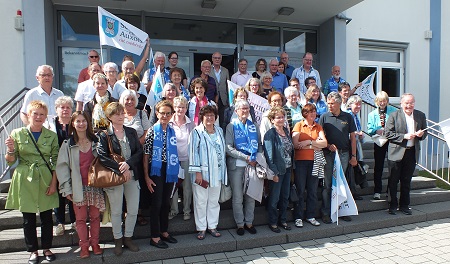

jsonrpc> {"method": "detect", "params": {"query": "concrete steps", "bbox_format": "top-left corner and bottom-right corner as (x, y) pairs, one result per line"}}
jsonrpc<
(1, 140), (449, 263)
(1, 186), (450, 255)
(1, 200), (450, 264)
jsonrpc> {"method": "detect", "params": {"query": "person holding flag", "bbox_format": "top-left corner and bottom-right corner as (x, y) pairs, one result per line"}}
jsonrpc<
(319, 92), (357, 224)
(143, 51), (170, 92)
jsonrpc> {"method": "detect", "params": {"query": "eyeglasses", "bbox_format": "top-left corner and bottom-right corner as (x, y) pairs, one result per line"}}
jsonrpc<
(170, 57), (178, 60)
(158, 112), (173, 117)
(89, 56), (99, 58)
(39, 74), (53, 78)
(204, 114), (216, 118)
(237, 107), (250, 111)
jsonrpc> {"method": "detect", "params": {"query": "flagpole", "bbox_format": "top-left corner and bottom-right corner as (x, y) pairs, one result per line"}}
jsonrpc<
(100, 46), (104, 66)
(423, 117), (450, 131)
(0, 115), (9, 136)
(336, 152), (339, 225)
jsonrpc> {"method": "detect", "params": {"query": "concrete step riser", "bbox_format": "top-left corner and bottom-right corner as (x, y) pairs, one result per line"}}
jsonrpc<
(0, 177), (435, 230)
(1, 187), (449, 254)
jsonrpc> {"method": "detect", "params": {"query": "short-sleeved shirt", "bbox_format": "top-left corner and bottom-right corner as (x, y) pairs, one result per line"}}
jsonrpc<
(21, 86), (64, 118)
(124, 109), (151, 138)
(319, 110), (356, 151)
(292, 120), (323, 160)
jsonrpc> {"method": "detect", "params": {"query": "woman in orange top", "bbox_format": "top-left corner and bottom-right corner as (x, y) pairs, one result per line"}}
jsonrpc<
(291, 103), (327, 228)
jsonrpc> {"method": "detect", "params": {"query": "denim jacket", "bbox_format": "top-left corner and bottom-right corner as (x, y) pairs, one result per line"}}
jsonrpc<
(263, 127), (295, 176)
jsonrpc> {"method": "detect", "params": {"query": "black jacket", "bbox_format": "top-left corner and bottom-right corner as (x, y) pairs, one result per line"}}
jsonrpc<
(97, 126), (143, 180)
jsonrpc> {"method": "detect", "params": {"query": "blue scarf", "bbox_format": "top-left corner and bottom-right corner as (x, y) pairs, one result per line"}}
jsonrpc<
(232, 118), (258, 161)
(150, 123), (179, 183)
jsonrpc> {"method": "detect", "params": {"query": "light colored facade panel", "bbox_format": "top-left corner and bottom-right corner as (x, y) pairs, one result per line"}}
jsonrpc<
(346, 0), (430, 116)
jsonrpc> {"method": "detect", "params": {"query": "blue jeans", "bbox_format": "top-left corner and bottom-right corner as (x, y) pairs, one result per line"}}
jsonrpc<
(268, 168), (291, 225)
(293, 160), (319, 220)
(321, 151), (349, 217)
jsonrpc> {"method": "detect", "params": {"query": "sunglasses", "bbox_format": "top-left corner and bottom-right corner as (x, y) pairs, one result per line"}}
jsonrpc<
(89, 56), (99, 58)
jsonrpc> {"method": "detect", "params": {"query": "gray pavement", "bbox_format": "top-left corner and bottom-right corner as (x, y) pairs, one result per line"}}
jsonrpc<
(138, 218), (450, 264)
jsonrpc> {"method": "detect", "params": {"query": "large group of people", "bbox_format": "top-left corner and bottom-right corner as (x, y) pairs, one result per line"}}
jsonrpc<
(4, 47), (427, 263)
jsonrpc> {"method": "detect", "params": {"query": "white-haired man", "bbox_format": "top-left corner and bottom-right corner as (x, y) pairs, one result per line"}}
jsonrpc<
(142, 51), (170, 92)
(20, 65), (64, 124)
(385, 93), (427, 215)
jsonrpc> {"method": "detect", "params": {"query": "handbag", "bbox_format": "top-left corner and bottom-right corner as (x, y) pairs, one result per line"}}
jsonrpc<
(218, 183), (232, 203)
(289, 184), (299, 203)
(88, 132), (127, 188)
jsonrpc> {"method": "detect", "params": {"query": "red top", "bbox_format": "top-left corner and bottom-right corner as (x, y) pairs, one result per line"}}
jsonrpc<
(79, 146), (94, 185)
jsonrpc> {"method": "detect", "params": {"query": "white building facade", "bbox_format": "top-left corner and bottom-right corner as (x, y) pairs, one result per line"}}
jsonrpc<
(0, 0), (448, 122)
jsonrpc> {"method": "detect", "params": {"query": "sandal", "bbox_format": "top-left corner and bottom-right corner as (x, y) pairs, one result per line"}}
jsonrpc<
(197, 231), (206, 240)
(207, 229), (221, 237)
(280, 223), (291, 230)
(137, 215), (148, 226)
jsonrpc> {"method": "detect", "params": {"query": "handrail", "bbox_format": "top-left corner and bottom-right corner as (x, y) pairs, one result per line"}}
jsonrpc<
(0, 88), (29, 182)
(360, 99), (449, 187)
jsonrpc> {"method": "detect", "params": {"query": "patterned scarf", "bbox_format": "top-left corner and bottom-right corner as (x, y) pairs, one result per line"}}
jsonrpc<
(232, 118), (259, 161)
(150, 123), (179, 183)
(92, 93), (111, 129)
(194, 96), (208, 125)
(379, 108), (386, 128)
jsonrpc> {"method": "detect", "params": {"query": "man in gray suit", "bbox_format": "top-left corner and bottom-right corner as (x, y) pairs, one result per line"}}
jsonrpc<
(385, 93), (427, 215)
(210, 52), (230, 123)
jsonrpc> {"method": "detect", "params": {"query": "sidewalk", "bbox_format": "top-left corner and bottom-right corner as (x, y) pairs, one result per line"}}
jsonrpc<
(140, 218), (450, 264)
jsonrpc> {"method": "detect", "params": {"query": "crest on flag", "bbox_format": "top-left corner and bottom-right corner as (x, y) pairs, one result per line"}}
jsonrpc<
(102, 16), (118, 37)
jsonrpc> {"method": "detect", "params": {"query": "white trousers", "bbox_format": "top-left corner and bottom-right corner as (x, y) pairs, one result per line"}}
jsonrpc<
(192, 184), (221, 231)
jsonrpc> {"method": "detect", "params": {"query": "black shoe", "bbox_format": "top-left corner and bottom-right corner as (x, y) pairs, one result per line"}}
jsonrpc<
(400, 207), (412, 215)
(43, 250), (56, 262)
(160, 234), (178, 243)
(268, 225), (281, 233)
(279, 223), (291, 230)
(388, 208), (397, 215)
(236, 227), (245, 236)
(244, 225), (257, 234)
(322, 215), (332, 224)
(28, 252), (39, 264)
(150, 239), (168, 249)
(353, 196), (363, 200)
(340, 216), (352, 222)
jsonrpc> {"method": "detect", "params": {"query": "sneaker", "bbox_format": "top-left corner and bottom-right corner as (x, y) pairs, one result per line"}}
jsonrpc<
(55, 224), (65, 236)
(70, 222), (77, 231)
(373, 193), (381, 200)
(306, 218), (321, 226)
(168, 212), (177, 220)
(294, 219), (303, 228)
(183, 213), (191, 221)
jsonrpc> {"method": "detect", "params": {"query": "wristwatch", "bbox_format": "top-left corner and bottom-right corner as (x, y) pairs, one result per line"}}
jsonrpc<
(351, 154), (356, 157)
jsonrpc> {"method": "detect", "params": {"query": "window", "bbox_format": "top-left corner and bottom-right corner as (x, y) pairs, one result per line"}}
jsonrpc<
(359, 46), (405, 98)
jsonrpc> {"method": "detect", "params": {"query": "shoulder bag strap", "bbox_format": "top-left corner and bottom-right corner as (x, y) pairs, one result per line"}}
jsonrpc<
(26, 129), (53, 174)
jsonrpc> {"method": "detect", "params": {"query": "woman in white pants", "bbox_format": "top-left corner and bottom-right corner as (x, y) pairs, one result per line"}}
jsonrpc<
(189, 105), (227, 240)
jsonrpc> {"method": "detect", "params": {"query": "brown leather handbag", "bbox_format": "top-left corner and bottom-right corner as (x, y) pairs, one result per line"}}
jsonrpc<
(88, 132), (127, 188)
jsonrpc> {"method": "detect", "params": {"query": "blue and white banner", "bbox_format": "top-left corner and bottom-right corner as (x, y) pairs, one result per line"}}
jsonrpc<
(354, 72), (377, 105)
(98, 6), (148, 55)
(146, 66), (164, 106)
(227, 80), (270, 126)
(331, 152), (359, 223)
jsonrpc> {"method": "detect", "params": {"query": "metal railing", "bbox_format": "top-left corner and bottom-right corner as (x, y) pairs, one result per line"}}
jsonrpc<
(0, 88), (29, 182)
(359, 100), (449, 187)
